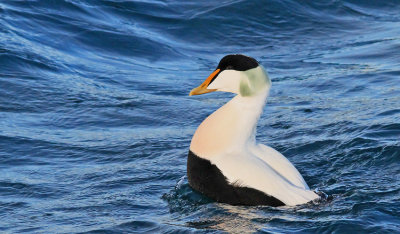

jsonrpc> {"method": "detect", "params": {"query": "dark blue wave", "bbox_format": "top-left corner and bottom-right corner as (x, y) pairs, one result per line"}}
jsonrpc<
(0, 0), (399, 233)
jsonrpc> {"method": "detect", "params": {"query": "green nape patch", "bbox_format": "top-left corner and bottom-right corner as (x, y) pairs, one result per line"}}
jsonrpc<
(239, 66), (269, 97)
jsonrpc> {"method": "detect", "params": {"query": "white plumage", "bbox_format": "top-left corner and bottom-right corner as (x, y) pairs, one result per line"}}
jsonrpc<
(189, 56), (318, 206)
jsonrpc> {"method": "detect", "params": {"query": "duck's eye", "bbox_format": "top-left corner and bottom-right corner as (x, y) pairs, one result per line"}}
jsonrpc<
(226, 65), (233, 70)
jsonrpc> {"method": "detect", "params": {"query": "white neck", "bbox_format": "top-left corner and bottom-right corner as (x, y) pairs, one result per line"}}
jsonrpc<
(190, 88), (269, 159)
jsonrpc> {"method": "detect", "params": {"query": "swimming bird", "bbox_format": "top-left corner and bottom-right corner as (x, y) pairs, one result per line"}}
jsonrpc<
(188, 54), (319, 206)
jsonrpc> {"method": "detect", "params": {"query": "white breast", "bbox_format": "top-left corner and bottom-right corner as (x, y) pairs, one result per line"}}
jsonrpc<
(190, 78), (318, 206)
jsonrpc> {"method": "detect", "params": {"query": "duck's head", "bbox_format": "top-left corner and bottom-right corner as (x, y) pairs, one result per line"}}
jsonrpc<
(190, 54), (271, 97)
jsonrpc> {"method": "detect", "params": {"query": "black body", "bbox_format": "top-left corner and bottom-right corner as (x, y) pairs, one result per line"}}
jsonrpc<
(187, 150), (285, 206)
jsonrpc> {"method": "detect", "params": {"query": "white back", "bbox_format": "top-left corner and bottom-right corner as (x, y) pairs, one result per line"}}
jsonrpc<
(190, 65), (318, 206)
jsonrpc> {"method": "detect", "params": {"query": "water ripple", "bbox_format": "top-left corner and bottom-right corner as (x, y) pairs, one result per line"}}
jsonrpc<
(1, 0), (399, 232)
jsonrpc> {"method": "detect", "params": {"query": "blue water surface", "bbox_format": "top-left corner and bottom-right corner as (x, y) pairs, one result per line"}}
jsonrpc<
(0, 0), (399, 233)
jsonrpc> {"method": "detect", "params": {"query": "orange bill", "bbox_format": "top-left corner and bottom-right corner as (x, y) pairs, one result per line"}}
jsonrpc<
(189, 69), (220, 96)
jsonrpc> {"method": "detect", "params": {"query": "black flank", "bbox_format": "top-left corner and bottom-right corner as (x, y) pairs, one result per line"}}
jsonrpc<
(187, 150), (285, 206)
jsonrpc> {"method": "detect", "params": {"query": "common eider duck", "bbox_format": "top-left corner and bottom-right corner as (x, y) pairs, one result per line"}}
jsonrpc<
(187, 54), (319, 206)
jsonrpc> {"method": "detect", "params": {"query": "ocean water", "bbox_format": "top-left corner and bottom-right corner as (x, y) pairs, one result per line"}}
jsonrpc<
(1, 0), (399, 233)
